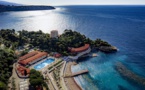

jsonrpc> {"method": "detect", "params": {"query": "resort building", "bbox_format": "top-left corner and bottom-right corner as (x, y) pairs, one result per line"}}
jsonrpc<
(50, 30), (58, 38)
(69, 44), (90, 53)
(18, 51), (38, 61)
(17, 65), (30, 76)
(68, 44), (91, 60)
(18, 51), (48, 66)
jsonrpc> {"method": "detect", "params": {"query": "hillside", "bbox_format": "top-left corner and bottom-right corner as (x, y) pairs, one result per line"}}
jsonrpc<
(0, 0), (22, 6)
(0, 1), (55, 12)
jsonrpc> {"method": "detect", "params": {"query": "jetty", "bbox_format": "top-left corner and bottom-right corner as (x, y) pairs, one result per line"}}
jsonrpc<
(64, 70), (88, 78)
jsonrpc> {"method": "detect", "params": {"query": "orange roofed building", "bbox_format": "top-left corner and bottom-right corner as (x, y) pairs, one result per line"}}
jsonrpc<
(17, 65), (30, 76)
(69, 44), (90, 53)
(18, 51), (48, 66)
(19, 51), (38, 61)
(67, 44), (91, 60)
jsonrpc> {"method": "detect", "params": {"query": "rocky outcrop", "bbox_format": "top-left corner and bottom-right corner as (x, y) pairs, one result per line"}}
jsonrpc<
(99, 46), (117, 53)
(115, 62), (145, 86)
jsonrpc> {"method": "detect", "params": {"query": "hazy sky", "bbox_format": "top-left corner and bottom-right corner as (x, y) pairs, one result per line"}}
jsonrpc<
(3, 0), (145, 5)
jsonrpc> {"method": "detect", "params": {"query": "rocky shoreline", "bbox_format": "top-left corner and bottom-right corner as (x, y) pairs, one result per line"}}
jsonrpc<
(98, 46), (118, 53)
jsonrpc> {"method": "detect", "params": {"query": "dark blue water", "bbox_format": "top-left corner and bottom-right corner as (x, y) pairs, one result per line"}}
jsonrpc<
(0, 5), (145, 90)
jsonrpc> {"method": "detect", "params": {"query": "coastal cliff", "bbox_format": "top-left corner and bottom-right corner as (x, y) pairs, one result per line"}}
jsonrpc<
(94, 39), (117, 53)
(0, 5), (55, 12)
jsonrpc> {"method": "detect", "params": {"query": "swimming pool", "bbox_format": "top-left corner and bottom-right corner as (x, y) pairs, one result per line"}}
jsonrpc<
(34, 58), (54, 70)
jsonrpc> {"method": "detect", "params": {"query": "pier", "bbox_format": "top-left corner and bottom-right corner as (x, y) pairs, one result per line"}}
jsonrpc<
(64, 70), (88, 78)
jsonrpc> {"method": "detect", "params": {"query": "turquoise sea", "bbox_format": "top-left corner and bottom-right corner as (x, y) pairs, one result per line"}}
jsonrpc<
(0, 5), (145, 90)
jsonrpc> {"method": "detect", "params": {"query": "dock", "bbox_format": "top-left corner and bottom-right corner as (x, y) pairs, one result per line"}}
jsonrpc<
(64, 70), (88, 78)
(72, 70), (89, 76)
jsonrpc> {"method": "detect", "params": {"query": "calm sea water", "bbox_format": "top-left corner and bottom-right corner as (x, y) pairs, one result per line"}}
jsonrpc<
(0, 5), (145, 90)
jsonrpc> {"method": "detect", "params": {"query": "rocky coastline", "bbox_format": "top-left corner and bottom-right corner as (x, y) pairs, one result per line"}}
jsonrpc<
(99, 46), (118, 53)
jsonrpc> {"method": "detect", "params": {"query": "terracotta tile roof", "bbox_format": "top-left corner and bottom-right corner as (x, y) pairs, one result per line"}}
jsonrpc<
(54, 53), (61, 58)
(18, 51), (48, 65)
(17, 65), (30, 76)
(19, 51), (38, 61)
(70, 44), (90, 53)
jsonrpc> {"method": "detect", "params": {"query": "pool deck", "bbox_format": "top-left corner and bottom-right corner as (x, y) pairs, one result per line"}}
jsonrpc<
(34, 59), (54, 70)
(42, 59), (64, 90)
(29, 56), (55, 70)
(27, 56), (82, 90)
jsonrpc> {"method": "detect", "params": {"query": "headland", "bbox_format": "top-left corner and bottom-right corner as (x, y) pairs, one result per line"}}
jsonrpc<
(0, 29), (117, 90)
(0, 5), (55, 12)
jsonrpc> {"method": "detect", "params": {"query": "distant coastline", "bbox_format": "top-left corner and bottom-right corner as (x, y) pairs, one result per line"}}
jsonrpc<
(0, 5), (55, 12)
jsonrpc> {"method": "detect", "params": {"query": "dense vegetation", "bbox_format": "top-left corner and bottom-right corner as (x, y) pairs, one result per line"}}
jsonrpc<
(0, 81), (6, 90)
(29, 69), (48, 90)
(0, 29), (20, 49)
(0, 29), (113, 55)
(0, 49), (17, 90)
(19, 29), (111, 54)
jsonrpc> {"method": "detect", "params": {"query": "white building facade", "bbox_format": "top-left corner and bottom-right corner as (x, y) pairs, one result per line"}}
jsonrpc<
(50, 30), (58, 38)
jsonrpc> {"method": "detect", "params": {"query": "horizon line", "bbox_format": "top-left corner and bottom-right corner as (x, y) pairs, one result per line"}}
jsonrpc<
(17, 4), (145, 6)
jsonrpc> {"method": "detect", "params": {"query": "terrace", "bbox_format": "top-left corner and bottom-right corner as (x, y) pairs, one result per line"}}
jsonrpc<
(40, 59), (64, 90)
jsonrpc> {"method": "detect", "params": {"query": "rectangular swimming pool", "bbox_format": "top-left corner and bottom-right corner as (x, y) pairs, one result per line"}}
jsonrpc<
(34, 58), (54, 70)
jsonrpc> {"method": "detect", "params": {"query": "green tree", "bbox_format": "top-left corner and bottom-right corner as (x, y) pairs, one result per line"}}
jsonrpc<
(0, 81), (6, 90)
(29, 69), (45, 88)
